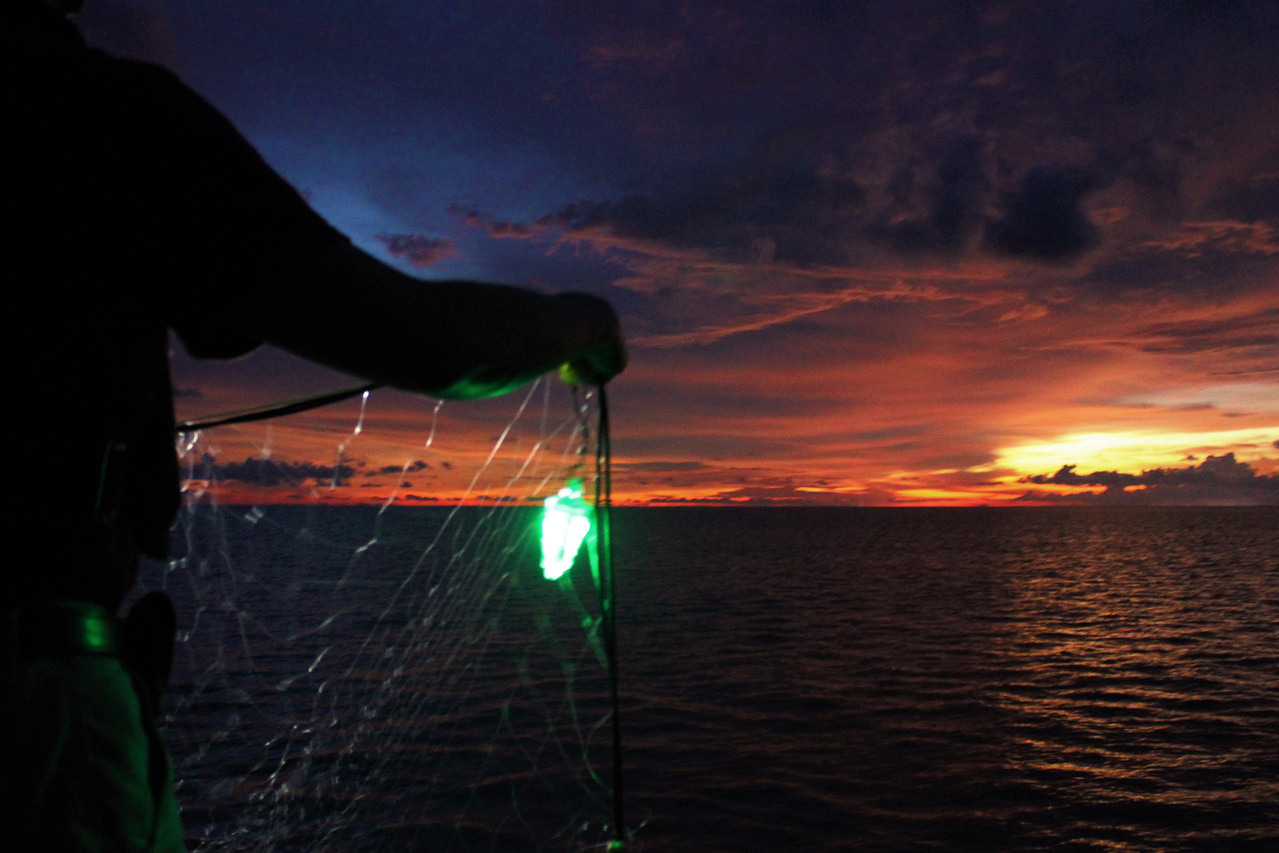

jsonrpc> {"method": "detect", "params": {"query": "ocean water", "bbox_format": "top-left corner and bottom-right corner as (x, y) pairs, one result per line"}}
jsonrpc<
(151, 506), (1278, 852)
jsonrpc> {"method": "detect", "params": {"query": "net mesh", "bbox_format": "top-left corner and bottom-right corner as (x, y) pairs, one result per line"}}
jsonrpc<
(138, 380), (622, 852)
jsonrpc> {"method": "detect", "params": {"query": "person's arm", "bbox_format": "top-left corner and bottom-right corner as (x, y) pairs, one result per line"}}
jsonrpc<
(241, 240), (626, 399)
(121, 57), (626, 394)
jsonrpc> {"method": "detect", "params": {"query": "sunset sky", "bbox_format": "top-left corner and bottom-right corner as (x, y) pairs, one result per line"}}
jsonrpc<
(81, 0), (1278, 506)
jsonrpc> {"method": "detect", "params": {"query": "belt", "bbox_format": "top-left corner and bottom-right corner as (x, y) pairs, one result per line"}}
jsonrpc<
(9, 599), (124, 658)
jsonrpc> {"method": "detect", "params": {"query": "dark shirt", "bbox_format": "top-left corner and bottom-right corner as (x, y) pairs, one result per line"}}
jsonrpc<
(4, 2), (345, 611)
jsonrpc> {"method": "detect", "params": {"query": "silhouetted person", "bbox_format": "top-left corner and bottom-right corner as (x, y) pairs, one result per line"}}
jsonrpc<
(1, 1), (626, 850)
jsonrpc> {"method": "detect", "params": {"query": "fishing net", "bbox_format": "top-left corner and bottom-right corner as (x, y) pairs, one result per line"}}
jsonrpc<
(137, 378), (625, 852)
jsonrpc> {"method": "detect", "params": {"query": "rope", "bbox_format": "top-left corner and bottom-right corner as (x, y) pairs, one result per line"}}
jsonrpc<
(593, 386), (627, 849)
(174, 382), (381, 432)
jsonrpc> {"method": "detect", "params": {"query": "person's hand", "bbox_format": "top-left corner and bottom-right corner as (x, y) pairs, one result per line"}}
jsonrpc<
(555, 293), (627, 386)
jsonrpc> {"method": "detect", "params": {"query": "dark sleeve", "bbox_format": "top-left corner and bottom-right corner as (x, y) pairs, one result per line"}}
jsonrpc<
(96, 54), (348, 359)
(86, 54), (625, 398)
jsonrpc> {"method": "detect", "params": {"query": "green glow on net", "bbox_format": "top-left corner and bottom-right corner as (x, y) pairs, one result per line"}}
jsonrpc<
(540, 478), (592, 580)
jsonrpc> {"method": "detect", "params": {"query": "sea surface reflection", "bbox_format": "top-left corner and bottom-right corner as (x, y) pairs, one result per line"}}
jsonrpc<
(156, 506), (1277, 851)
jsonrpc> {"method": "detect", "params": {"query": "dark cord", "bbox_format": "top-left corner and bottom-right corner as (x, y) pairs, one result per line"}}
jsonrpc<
(174, 382), (381, 432)
(594, 386), (627, 849)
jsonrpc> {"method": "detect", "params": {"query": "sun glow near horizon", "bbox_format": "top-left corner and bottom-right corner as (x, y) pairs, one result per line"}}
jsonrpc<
(993, 427), (1279, 478)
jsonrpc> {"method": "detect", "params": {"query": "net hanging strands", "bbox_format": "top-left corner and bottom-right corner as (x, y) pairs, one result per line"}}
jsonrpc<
(542, 386), (627, 850)
(593, 387), (629, 852)
(163, 378), (631, 851)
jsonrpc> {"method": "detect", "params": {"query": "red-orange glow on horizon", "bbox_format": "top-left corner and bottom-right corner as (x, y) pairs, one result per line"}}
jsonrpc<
(175, 325), (1277, 509)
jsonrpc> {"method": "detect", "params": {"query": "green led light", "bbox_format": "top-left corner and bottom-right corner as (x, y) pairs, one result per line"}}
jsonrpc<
(540, 478), (592, 580)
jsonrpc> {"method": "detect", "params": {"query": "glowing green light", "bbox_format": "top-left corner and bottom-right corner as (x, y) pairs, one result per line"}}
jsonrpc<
(540, 478), (592, 580)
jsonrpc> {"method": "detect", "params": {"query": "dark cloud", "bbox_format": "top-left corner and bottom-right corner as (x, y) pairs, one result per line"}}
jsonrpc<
(1074, 226), (1278, 299)
(449, 206), (535, 239)
(1022, 465), (1139, 490)
(637, 487), (865, 506)
(422, 0), (1275, 284)
(870, 136), (990, 257)
(1204, 174), (1279, 223)
(544, 167), (865, 266)
(1148, 221), (1279, 260)
(1019, 453), (1279, 505)
(984, 167), (1102, 262)
(375, 460), (430, 475)
(541, 1), (1275, 258)
(614, 461), (711, 473)
(1126, 308), (1279, 355)
(916, 451), (1000, 471)
(378, 234), (456, 268)
(538, 146), (1086, 268)
(204, 455), (357, 487)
